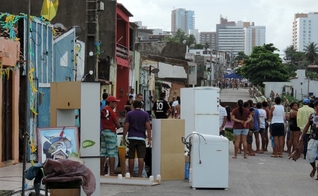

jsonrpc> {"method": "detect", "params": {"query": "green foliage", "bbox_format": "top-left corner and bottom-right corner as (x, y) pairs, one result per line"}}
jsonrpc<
(282, 94), (299, 103)
(164, 29), (196, 46)
(307, 70), (318, 80)
(241, 44), (289, 87)
(285, 64), (298, 78)
(224, 128), (234, 141)
(204, 42), (210, 50)
(235, 51), (249, 61)
(192, 44), (204, 49)
(304, 42), (318, 64)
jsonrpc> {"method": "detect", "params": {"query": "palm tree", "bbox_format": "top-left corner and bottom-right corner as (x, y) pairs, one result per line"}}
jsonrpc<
(304, 42), (318, 64)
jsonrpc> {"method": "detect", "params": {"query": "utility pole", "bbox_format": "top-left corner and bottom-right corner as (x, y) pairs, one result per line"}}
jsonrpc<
(22, 0), (31, 195)
(85, 0), (100, 81)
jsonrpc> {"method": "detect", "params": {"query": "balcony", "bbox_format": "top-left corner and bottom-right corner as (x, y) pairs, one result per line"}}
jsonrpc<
(116, 43), (129, 67)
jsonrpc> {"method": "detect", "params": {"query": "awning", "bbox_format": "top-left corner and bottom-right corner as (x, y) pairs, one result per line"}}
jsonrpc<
(223, 73), (243, 79)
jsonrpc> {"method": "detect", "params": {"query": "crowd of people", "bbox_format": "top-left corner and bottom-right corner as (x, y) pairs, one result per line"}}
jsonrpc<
(218, 78), (250, 89)
(219, 97), (318, 179)
(99, 89), (181, 177)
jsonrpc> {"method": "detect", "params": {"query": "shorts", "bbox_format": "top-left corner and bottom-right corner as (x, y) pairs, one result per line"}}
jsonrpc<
(271, 123), (285, 137)
(233, 129), (248, 136)
(306, 139), (318, 163)
(100, 129), (118, 157)
(259, 128), (265, 134)
(127, 139), (146, 159)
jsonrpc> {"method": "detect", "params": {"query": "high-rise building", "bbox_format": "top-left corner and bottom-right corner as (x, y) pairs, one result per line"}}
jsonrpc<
(244, 26), (266, 55)
(171, 8), (195, 34)
(293, 12), (318, 52)
(216, 16), (265, 55)
(200, 32), (216, 49)
(216, 17), (252, 54)
(189, 29), (199, 43)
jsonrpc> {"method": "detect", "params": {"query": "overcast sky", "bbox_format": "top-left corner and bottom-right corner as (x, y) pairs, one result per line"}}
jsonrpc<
(118, 0), (317, 54)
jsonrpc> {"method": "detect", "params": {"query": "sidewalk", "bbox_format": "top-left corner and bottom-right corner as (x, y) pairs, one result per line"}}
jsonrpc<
(1, 145), (317, 196)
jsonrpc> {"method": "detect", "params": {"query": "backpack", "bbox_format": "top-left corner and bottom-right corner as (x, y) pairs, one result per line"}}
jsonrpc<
(100, 100), (107, 112)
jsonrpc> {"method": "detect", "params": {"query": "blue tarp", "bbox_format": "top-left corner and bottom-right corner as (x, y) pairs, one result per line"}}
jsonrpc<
(223, 73), (243, 79)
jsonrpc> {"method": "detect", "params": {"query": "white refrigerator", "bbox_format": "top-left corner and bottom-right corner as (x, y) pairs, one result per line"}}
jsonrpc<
(189, 133), (229, 189)
(180, 87), (220, 137)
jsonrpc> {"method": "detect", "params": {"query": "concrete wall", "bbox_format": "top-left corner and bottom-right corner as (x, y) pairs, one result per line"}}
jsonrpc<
(263, 82), (292, 98)
(135, 42), (187, 60)
(290, 69), (318, 100)
(263, 70), (318, 100)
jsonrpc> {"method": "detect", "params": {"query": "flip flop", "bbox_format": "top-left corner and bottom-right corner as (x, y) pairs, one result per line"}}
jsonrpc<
(232, 156), (237, 159)
(271, 155), (278, 158)
(244, 155), (248, 159)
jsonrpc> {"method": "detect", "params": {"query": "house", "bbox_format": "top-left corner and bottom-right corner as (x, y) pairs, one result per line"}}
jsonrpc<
(0, 37), (20, 166)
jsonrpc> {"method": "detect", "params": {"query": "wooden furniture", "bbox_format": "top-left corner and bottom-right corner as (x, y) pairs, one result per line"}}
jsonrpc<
(152, 119), (185, 180)
(45, 180), (82, 196)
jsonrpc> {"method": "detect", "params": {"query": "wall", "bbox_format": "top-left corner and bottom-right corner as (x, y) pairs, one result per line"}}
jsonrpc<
(135, 42), (186, 60)
(0, 39), (20, 165)
(290, 69), (318, 99)
(53, 29), (76, 82)
(263, 82), (292, 98)
(263, 70), (318, 100)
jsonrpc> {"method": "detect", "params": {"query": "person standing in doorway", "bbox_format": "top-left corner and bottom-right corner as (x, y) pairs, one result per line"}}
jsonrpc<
(123, 100), (152, 177)
(152, 92), (171, 119)
(100, 96), (121, 176)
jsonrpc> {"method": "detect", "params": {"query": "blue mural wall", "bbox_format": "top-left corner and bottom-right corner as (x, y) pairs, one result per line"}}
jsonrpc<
(23, 18), (76, 160)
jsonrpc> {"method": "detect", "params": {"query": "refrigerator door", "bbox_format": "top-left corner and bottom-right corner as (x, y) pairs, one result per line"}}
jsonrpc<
(194, 87), (220, 115)
(181, 87), (220, 137)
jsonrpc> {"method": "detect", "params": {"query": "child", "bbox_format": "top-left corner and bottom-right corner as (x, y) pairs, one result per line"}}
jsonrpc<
(246, 108), (255, 156)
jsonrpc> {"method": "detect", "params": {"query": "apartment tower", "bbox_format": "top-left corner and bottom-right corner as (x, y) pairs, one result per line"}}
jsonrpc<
(171, 8), (195, 34)
(293, 12), (318, 51)
(200, 32), (216, 49)
(244, 26), (266, 55)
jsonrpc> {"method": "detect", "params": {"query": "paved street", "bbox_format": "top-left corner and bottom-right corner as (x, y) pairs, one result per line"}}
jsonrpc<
(220, 87), (252, 103)
(1, 88), (317, 196)
(1, 147), (317, 196)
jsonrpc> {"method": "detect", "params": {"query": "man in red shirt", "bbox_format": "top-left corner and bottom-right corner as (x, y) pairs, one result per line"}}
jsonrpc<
(100, 96), (121, 176)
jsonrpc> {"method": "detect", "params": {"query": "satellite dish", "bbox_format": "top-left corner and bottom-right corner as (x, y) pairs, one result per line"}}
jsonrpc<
(151, 68), (160, 73)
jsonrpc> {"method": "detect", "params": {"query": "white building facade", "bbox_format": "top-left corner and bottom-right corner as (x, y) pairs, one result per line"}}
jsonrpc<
(189, 29), (199, 43)
(293, 12), (318, 52)
(244, 26), (266, 55)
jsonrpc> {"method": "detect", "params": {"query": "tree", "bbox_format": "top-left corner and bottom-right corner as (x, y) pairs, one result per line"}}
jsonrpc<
(235, 51), (249, 61)
(192, 44), (204, 49)
(164, 29), (196, 47)
(204, 42), (210, 50)
(240, 43), (289, 87)
(304, 42), (318, 64)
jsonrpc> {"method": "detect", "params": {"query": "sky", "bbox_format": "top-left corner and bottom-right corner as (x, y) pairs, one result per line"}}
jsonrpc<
(118, 0), (317, 54)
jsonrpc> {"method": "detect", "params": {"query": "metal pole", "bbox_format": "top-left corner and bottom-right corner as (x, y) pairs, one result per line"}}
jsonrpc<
(22, 0), (31, 195)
